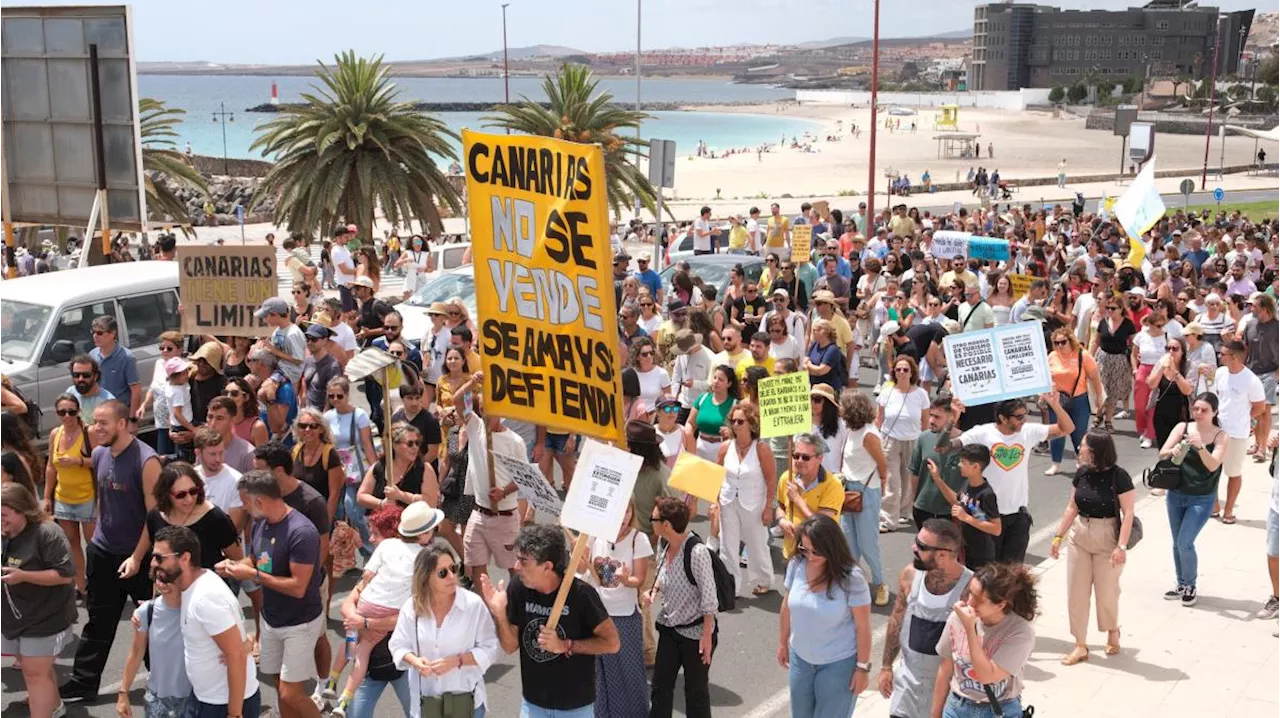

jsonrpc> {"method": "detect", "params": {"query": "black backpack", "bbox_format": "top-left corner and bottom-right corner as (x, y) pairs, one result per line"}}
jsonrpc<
(678, 532), (736, 620)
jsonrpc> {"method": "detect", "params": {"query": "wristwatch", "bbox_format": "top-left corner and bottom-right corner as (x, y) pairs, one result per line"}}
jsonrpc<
(855, 660), (873, 673)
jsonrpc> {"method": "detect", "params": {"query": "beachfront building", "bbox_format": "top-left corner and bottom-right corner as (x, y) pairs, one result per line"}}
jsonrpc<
(970, 0), (1255, 91)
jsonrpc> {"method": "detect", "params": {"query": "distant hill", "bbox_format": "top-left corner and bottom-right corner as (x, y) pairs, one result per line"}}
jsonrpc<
(795, 36), (870, 50)
(449, 44), (586, 61)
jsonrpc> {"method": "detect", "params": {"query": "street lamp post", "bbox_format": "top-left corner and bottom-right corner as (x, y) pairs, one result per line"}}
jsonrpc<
(501, 3), (511, 105)
(212, 102), (233, 175)
(636, 0), (643, 219)
(1200, 16), (1223, 190)
(866, 0), (881, 231)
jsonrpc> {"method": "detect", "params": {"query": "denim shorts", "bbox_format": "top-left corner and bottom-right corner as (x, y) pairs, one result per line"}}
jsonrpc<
(543, 432), (577, 455)
(54, 498), (96, 523)
(1267, 507), (1278, 558)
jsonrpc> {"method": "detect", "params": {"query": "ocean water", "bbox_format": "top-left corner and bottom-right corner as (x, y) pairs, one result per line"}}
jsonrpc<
(137, 74), (813, 160)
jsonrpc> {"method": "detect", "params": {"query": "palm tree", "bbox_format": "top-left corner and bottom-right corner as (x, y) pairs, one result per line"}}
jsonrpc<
(484, 63), (656, 217)
(250, 51), (462, 238)
(139, 98), (209, 229)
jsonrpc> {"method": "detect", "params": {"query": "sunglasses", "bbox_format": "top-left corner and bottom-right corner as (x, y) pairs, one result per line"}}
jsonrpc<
(435, 565), (460, 579)
(70, 371), (94, 379)
(792, 452), (815, 461)
(640, 302), (653, 307)
(399, 440), (421, 448)
(91, 329), (109, 336)
(56, 408), (78, 417)
(914, 538), (951, 553)
(660, 405), (679, 414)
(384, 325), (401, 331)
(1010, 412), (1028, 420)
(297, 422), (320, 430)
(730, 418), (747, 426)
(894, 367), (912, 373)
(328, 393), (346, 400)
(225, 389), (243, 398)
(1052, 339), (1069, 346)
(171, 488), (199, 501)
(638, 350), (654, 358)
(160, 345), (179, 353)
(292, 289), (307, 295)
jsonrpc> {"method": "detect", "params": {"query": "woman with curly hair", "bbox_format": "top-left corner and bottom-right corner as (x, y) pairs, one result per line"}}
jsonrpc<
(932, 563), (1039, 718)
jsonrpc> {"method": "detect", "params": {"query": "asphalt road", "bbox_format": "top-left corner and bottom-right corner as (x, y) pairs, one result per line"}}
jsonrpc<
(1, 354), (1183, 718)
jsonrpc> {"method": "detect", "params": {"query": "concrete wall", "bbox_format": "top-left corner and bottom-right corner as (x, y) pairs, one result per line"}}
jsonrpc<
(1085, 109), (1280, 135)
(796, 88), (1053, 111)
(190, 154), (274, 178)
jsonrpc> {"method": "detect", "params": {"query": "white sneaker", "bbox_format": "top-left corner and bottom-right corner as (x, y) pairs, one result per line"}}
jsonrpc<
(1114, 409), (1130, 420)
(1139, 437), (1152, 449)
(51, 703), (66, 718)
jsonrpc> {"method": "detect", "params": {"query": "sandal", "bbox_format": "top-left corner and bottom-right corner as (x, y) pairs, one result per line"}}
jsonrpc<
(752, 585), (772, 596)
(1210, 511), (1221, 519)
(1061, 647), (1090, 666)
(1222, 515), (1237, 525)
(1105, 631), (1121, 655)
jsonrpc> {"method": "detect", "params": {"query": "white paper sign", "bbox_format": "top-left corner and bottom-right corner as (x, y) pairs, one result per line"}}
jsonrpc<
(560, 439), (643, 538)
(493, 453), (562, 517)
(930, 230), (970, 261)
(943, 322), (1051, 406)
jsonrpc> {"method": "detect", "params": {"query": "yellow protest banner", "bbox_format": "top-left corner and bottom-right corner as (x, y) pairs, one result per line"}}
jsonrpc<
(463, 129), (624, 444)
(758, 371), (811, 438)
(668, 451), (727, 504)
(790, 225), (812, 264)
(177, 246), (276, 336)
(1009, 273), (1032, 299)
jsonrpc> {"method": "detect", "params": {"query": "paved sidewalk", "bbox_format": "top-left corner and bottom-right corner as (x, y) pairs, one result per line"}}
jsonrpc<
(854, 452), (1279, 718)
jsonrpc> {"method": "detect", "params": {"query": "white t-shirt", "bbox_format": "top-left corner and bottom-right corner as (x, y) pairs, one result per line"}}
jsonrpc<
(332, 244), (355, 285)
(876, 387), (930, 441)
(165, 383), (192, 430)
(585, 530), (654, 616)
(813, 421), (849, 475)
(1071, 293), (1097, 342)
(746, 218), (762, 252)
(635, 367), (671, 409)
(361, 539), (424, 610)
(149, 358), (171, 428)
(958, 423), (1052, 513)
(694, 218), (713, 252)
(1213, 366), (1265, 439)
(181, 570), (259, 704)
(332, 321), (359, 355)
(197, 464), (244, 514)
(657, 426), (684, 465)
(640, 314), (663, 336)
(1133, 330), (1167, 366)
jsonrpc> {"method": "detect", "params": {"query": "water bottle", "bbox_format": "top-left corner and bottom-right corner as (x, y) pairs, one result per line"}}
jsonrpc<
(345, 629), (359, 660)
(1171, 440), (1191, 466)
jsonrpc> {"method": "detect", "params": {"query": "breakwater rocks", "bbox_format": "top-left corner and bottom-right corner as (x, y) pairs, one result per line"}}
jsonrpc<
(163, 175), (276, 226)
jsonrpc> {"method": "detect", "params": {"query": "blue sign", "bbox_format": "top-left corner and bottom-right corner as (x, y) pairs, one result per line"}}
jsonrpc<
(1212, 187), (1225, 203)
(968, 236), (1010, 262)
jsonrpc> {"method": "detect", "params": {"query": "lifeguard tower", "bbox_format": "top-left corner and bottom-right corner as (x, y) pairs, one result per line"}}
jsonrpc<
(934, 104), (960, 131)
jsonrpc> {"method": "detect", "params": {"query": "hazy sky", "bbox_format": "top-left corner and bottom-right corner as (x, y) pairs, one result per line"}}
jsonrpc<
(15, 0), (1275, 64)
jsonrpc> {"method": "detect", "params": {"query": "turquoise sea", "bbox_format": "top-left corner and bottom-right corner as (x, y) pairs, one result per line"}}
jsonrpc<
(137, 74), (814, 161)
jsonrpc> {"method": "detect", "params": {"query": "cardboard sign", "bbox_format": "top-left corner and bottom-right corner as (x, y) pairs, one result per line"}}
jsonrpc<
(758, 371), (811, 439)
(942, 322), (1051, 406)
(560, 439), (642, 538)
(463, 130), (624, 443)
(494, 452), (563, 518)
(812, 200), (830, 221)
(1008, 274), (1033, 299)
(930, 230), (970, 261)
(668, 451), (727, 504)
(969, 237), (1010, 262)
(177, 246), (276, 336)
(790, 225), (813, 264)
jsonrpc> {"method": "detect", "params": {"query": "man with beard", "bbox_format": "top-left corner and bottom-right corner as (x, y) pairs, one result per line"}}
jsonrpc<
(66, 355), (115, 425)
(62, 400), (161, 702)
(159, 525), (261, 718)
(877, 520), (971, 718)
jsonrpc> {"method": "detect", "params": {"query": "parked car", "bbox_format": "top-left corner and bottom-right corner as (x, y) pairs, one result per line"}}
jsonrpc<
(659, 254), (765, 303)
(397, 265), (477, 346)
(1, 262), (180, 440)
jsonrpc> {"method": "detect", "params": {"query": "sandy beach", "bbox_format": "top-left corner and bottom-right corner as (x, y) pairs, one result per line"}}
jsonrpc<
(668, 102), (1277, 201)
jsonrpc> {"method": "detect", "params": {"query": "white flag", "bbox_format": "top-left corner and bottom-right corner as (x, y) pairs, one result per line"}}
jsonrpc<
(1112, 159), (1165, 267)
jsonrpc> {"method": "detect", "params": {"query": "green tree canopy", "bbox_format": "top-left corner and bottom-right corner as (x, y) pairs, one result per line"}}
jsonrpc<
(139, 98), (208, 230)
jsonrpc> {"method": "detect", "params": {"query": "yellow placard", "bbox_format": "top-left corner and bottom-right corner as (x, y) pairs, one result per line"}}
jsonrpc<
(668, 451), (727, 504)
(758, 371), (811, 439)
(463, 129), (624, 444)
(790, 225), (812, 264)
(1009, 273), (1032, 299)
(177, 245), (276, 336)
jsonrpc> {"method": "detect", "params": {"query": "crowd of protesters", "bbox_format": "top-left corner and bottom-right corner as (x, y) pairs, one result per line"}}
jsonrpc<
(1, 197), (1277, 718)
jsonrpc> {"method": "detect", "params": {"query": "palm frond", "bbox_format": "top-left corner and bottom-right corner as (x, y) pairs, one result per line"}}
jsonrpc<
(483, 63), (657, 218)
(139, 97), (209, 232)
(249, 51), (461, 237)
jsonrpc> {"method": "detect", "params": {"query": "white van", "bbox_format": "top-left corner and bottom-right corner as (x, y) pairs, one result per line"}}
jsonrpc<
(1, 262), (181, 438)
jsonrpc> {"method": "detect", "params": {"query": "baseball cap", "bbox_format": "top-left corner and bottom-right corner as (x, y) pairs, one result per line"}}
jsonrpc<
(305, 323), (333, 340)
(163, 357), (191, 376)
(254, 296), (289, 319)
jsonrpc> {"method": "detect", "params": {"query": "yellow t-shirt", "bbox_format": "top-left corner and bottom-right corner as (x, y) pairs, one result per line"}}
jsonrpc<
(51, 426), (94, 504)
(775, 469), (844, 558)
(826, 313), (855, 350)
(766, 216), (790, 248)
(729, 225), (749, 250)
(736, 354), (776, 380)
